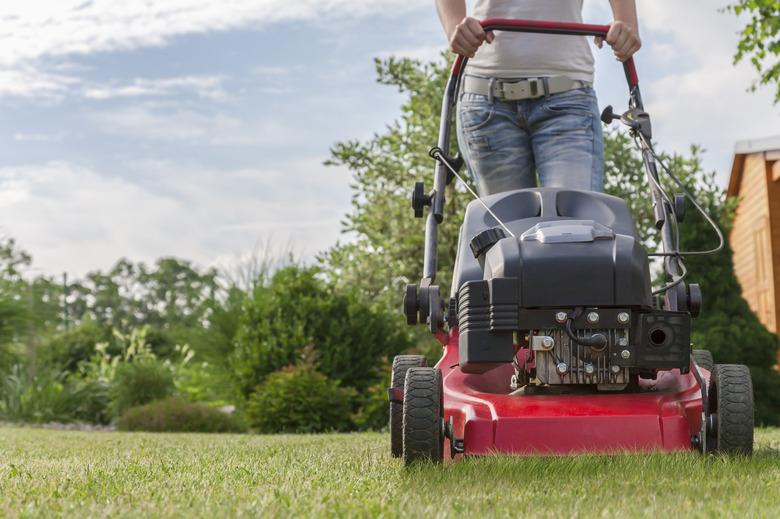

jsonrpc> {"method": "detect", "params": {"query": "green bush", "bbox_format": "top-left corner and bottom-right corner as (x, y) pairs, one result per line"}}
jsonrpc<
(351, 371), (391, 431)
(38, 318), (115, 372)
(117, 397), (247, 433)
(143, 327), (178, 359)
(246, 365), (356, 433)
(64, 376), (112, 424)
(175, 361), (238, 407)
(232, 266), (411, 397)
(110, 361), (175, 417)
(751, 368), (780, 426)
(0, 296), (26, 374)
(0, 364), (110, 424)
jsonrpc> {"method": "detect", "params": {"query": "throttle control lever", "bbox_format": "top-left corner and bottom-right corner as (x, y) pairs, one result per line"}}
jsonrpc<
(601, 105), (652, 140)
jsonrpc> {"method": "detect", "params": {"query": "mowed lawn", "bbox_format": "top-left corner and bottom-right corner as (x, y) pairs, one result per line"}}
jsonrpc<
(1, 427), (779, 518)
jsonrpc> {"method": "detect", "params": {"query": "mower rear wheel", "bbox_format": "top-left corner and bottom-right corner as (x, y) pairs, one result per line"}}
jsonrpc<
(692, 349), (714, 372)
(707, 364), (754, 455)
(390, 355), (427, 457)
(403, 367), (444, 465)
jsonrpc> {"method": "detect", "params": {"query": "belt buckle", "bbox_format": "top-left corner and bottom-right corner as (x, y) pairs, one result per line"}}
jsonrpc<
(499, 79), (540, 100)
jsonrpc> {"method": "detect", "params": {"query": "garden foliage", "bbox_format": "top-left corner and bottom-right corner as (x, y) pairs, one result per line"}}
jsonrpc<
(246, 364), (356, 433)
(1, 53), (779, 432)
(117, 397), (247, 433)
(727, 0), (780, 102)
(232, 266), (411, 397)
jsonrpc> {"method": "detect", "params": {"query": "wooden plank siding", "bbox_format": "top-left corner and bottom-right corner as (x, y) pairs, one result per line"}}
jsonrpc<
(730, 152), (775, 332)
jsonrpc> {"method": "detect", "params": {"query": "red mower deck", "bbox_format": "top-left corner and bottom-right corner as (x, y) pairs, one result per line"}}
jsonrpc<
(438, 329), (706, 458)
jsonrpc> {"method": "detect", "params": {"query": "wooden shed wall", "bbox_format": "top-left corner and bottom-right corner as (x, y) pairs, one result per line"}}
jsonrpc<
(730, 152), (775, 332)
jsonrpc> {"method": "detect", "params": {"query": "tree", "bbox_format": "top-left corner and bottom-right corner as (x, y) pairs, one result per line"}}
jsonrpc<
(0, 239), (52, 369)
(67, 257), (217, 331)
(0, 238), (32, 285)
(36, 316), (114, 372)
(324, 56), (780, 424)
(139, 258), (218, 329)
(0, 296), (26, 373)
(322, 56), (471, 305)
(727, 0), (780, 102)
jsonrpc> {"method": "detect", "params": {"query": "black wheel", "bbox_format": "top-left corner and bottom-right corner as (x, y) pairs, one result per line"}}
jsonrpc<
(692, 349), (714, 372)
(707, 364), (754, 455)
(390, 355), (427, 457)
(402, 367), (444, 465)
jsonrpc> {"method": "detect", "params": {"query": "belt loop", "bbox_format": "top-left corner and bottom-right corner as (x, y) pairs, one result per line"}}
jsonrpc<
(459, 73), (470, 102)
(542, 77), (550, 98)
(487, 77), (496, 104)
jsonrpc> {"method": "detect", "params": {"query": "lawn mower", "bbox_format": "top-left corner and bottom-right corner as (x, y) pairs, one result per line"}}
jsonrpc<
(389, 19), (754, 464)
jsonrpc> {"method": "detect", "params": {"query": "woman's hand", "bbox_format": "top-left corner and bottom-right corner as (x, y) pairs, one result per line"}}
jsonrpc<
(595, 21), (641, 61)
(448, 17), (494, 58)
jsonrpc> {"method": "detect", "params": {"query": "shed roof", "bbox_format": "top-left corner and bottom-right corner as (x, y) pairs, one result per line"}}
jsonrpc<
(734, 136), (780, 155)
(728, 135), (780, 197)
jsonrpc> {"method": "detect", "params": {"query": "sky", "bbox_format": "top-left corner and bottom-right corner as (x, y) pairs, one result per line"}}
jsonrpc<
(0, 0), (777, 277)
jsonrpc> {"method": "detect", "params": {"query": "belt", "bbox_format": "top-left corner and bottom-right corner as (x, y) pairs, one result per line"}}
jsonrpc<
(461, 75), (588, 101)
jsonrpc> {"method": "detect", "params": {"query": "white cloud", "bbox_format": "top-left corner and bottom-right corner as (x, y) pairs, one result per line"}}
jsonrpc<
(13, 132), (68, 142)
(90, 106), (212, 141)
(89, 104), (302, 146)
(0, 158), (352, 276)
(83, 75), (227, 101)
(0, 1), (422, 67)
(0, 0), (426, 99)
(0, 71), (228, 101)
(0, 66), (79, 99)
(250, 65), (300, 77)
(377, 45), (446, 63)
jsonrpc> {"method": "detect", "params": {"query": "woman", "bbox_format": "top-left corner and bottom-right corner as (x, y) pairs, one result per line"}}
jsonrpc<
(435, 0), (641, 195)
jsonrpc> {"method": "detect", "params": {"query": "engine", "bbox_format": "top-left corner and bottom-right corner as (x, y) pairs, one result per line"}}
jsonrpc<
(453, 188), (693, 390)
(528, 325), (631, 389)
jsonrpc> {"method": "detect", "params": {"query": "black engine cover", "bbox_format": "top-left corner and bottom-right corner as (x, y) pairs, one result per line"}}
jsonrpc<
(481, 227), (651, 308)
(453, 188), (660, 374)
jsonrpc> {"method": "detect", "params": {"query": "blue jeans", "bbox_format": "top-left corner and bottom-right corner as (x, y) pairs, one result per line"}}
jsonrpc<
(456, 84), (604, 196)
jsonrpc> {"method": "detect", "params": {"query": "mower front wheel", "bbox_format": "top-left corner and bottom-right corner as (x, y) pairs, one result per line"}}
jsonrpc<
(707, 364), (754, 455)
(390, 355), (427, 457)
(403, 367), (444, 465)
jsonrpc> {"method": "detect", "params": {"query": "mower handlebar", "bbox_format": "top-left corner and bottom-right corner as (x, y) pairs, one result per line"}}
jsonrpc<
(451, 18), (639, 89)
(482, 18), (611, 37)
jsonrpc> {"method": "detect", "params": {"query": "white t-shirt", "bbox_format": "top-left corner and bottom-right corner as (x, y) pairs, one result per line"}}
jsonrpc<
(467, 0), (595, 83)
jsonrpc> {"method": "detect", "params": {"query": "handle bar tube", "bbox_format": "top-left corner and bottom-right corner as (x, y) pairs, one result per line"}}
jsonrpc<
(422, 72), (460, 285)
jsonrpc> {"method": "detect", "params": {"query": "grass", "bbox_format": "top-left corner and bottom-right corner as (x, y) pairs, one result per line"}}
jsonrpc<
(1, 427), (779, 518)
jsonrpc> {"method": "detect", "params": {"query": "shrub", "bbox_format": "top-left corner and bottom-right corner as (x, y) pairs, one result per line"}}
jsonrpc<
(751, 368), (780, 426)
(37, 318), (115, 372)
(110, 361), (174, 417)
(174, 361), (238, 407)
(0, 364), (110, 424)
(64, 376), (112, 424)
(246, 365), (355, 433)
(117, 397), (247, 433)
(0, 296), (26, 374)
(351, 371), (391, 431)
(232, 266), (411, 397)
